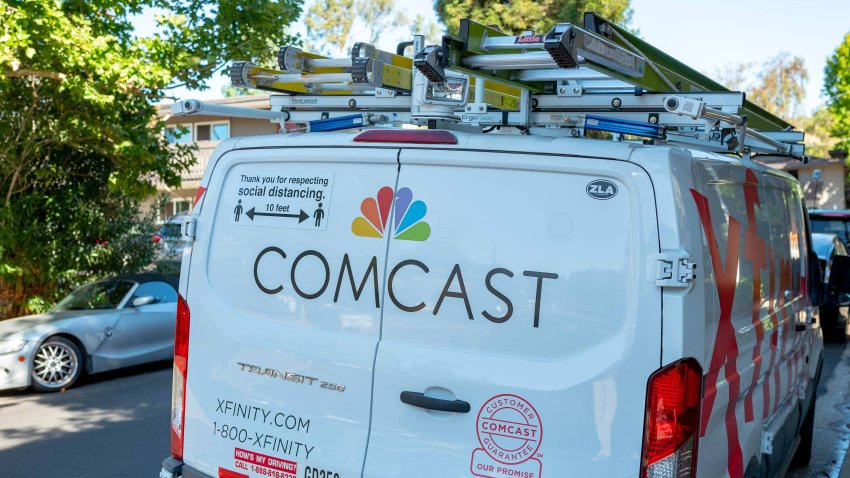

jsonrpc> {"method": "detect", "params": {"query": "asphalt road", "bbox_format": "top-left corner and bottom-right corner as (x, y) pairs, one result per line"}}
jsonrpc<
(0, 344), (848, 478)
(0, 361), (172, 478)
(787, 341), (850, 478)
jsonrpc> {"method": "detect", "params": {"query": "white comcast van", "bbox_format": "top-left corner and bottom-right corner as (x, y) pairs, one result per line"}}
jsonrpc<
(160, 128), (844, 478)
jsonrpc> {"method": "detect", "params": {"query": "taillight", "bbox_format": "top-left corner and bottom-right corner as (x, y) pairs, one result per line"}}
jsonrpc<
(641, 358), (703, 478)
(171, 294), (190, 460)
(353, 129), (458, 144)
(153, 235), (161, 243)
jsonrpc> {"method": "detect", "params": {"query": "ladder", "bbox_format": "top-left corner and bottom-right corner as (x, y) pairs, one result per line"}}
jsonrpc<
(172, 13), (805, 158)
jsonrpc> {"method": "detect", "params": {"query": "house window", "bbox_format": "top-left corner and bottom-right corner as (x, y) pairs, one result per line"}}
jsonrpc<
(196, 122), (229, 142)
(172, 199), (191, 216)
(165, 125), (192, 144)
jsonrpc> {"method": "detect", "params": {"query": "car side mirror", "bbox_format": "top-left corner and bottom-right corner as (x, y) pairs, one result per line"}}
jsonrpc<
(131, 296), (158, 307)
(827, 255), (850, 301)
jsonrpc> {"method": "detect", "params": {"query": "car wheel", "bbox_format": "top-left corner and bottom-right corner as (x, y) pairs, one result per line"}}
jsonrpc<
(30, 337), (83, 393)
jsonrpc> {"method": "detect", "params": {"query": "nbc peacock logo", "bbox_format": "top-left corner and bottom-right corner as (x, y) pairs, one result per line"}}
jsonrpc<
(351, 186), (431, 241)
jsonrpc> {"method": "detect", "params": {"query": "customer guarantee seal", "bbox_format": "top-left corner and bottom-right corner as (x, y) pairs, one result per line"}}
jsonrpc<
(471, 394), (543, 478)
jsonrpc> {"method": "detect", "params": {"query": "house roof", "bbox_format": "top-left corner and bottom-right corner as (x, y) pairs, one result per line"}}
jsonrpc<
(755, 154), (844, 171)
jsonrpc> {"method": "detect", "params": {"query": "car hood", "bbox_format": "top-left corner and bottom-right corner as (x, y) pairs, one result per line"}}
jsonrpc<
(0, 310), (115, 340)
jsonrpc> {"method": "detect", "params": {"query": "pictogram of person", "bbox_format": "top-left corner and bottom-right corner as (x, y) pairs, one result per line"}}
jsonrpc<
(313, 203), (325, 227)
(234, 199), (244, 222)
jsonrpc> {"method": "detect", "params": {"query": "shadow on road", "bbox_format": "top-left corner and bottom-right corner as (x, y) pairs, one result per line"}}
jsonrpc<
(0, 360), (173, 478)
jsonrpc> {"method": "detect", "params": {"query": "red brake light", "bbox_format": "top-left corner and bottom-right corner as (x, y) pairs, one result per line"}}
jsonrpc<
(153, 235), (161, 243)
(353, 129), (458, 144)
(175, 294), (190, 359)
(171, 294), (190, 460)
(641, 358), (702, 478)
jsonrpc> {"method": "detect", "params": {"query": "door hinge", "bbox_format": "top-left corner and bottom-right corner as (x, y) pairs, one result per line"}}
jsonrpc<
(182, 216), (197, 241)
(652, 252), (697, 288)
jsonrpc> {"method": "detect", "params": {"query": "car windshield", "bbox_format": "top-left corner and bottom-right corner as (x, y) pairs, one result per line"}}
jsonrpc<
(52, 280), (135, 311)
(157, 223), (182, 239)
(811, 217), (850, 245)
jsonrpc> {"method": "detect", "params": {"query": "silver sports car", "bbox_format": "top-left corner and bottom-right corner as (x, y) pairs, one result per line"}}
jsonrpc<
(0, 274), (178, 392)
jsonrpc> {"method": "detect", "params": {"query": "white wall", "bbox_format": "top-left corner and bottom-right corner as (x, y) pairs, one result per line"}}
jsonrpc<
(798, 163), (846, 209)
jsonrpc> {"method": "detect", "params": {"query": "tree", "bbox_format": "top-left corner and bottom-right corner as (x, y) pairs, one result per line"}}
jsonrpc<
(410, 14), (443, 47)
(715, 52), (808, 120)
(824, 31), (850, 153)
(434, 0), (632, 36)
(221, 84), (253, 97)
(305, 0), (356, 56)
(749, 54), (808, 120)
(0, 0), (303, 318)
(305, 0), (408, 56)
(359, 0), (408, 45)
(795, 107), (836, 159)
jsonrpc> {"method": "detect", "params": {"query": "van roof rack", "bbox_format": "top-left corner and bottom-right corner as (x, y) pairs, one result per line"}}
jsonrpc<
(172, 13), (805, 159)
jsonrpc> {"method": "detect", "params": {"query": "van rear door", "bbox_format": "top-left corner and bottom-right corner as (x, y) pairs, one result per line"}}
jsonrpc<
(181, 147), (398, 478)
(363, 148), (661, 477)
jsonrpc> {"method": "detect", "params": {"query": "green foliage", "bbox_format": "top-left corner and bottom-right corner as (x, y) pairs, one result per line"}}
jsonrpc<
(715, 52), (808, 120)
(749, 54), (808, 120)
(824, 31), (850, 153)
(410, 14), (443, 47)
(221, 83), (253, 97)
(305, 0), (408, 56)
(434, 0), (632, 35)
(795, 107), (836, 159)
(305, 0), (356, 55)
(0, 0), (303, 318)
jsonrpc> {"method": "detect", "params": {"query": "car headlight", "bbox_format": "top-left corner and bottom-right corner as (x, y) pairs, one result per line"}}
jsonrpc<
(0, 339), (27, 355)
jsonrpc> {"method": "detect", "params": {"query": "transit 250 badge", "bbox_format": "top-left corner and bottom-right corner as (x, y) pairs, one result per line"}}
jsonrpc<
(470, 394), (543, 478)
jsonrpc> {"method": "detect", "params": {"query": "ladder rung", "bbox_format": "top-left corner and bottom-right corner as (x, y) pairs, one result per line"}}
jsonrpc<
(514, 68), (611, 82)
(255, 72), (354, 84)
(305, 58), (354, 69)
(462, 52), (556, 70)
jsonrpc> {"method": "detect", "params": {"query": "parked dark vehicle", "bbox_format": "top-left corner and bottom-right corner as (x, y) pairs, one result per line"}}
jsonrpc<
(810, 209), (850, 249)
(155, 214), (191, 260)
(811, 233), (849, 342)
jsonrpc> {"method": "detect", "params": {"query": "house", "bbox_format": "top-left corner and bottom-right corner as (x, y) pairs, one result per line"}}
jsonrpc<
(152, 94), (275, 220)
(756, 151), (848, 210)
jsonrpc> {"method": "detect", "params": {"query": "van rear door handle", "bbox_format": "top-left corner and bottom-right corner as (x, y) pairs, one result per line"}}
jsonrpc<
(400, 391), (471, 413)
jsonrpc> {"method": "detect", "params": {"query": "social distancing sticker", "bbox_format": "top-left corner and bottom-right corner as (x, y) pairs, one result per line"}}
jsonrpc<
(232, 172), (334, 230)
